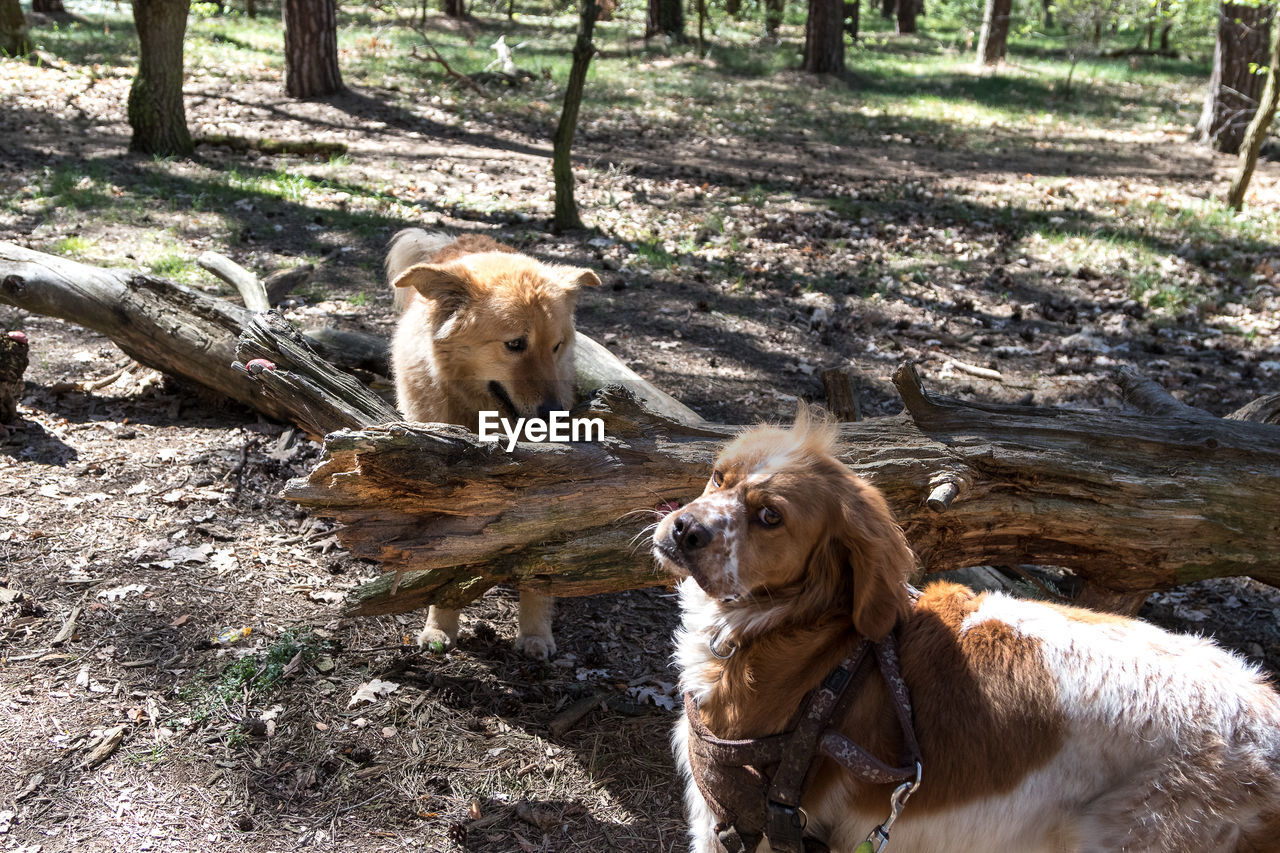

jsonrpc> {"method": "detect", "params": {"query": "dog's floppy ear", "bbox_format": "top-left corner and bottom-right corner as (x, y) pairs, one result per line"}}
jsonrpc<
(839, 478), (915, 641)
(391, 263), (477, 320)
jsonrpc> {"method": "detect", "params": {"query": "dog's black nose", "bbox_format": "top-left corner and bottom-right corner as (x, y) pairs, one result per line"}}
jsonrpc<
(672, 513), (712, 552)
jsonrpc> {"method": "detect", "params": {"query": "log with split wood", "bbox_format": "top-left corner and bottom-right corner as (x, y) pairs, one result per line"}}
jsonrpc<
(3, 242), (1279, 616)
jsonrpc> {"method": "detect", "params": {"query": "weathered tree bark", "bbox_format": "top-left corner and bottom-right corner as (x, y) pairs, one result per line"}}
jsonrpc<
(894, 0), (915, 34)
(975, 0), (1011, 65)
(552, 0), (599, 233)
(1, 331), (28, 423)
(1196, 3), (1273, 154)
(127, 0), (194, 156)
(646, 0), (684, 39)
(283, 364), (1280, 618)
(283, 0), (344, 98)
(1227, 16), (1280, 210)
(803, 0), (846, 72)
(1, 0), (32, 55)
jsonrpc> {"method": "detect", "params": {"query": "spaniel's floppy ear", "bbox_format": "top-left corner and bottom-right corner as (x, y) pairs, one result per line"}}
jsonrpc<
(839, 478), (915, 641)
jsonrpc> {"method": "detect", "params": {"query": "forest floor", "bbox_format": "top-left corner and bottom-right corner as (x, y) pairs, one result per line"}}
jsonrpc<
(2, 2), (1280, 851)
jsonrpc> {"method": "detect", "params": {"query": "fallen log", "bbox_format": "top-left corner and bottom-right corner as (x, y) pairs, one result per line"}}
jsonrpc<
(284, 363), (1280, 617)
(0, 243), (699, 434)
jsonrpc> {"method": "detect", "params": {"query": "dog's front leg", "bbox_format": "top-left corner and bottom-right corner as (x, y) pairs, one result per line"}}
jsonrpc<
(417, 606), (461, 651)
(514, 590), (556, 660)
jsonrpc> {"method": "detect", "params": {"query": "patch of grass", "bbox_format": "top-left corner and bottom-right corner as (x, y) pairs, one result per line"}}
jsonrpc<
(50, 235), (95, 255)
(148, 252), (195, 280)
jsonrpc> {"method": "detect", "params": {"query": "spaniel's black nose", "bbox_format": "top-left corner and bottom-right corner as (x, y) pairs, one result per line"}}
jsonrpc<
(672, 513), (712, 552)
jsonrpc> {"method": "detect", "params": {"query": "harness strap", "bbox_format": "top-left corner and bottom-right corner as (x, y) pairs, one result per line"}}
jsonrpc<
(684, 625), (924, 853)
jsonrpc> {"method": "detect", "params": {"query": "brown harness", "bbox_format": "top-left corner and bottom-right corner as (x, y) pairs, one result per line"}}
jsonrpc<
(684, 630), (922, 853)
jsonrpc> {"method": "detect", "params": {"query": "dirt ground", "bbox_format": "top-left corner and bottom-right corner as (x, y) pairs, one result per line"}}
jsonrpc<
(3, 11), (1280, 853)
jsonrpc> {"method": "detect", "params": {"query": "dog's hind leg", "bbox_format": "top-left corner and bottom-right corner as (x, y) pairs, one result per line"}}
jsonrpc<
(417, 606), (461, 651)
(514, 590), (556, 661)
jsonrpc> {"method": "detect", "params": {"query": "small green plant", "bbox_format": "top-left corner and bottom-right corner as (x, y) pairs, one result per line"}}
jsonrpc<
(50, 235), (94, 255)
(350, 291), (368, 307)
(149, 253), (192, 279)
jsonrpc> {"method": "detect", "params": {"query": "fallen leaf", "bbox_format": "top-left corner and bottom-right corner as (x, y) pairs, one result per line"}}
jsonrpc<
(347, 678), (400, 707)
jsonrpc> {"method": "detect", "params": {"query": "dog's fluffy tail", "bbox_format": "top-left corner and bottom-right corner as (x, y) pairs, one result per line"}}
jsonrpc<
(387, 229), (455, 313)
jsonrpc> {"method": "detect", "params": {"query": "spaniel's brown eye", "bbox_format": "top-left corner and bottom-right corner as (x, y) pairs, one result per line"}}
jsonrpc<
(711, 470), (724, 487)
(505, 337), (528, 353)
(757, 506), (782, 527)
(553, 340), (564, 353)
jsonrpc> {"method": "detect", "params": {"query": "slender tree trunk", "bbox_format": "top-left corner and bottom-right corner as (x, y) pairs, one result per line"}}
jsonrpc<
(1227, 19), (1280, 209)
(282, 0), (345, 98)
(1, 0), (31, 55)
(895, 0), (915, 33)
(725, 0), (740, 16)
(442, 0), (465, 16)
(803, 0), (845, 72)
(246, 0), (256, 18)
(976, 0), (1011, 65)
(1159, 21), (1173, 50)
(127, 0), (194, 156)
(696, 0), (706, 52)
(1196, 3), (1273, 154)
(552, 0), (599, 233)
(765, 0), (784, 36)
(1040, 0), (1051, 27)
(32, 0), (67, 14)
(880, 0), (891, 19)
(646, 0), (684, 38)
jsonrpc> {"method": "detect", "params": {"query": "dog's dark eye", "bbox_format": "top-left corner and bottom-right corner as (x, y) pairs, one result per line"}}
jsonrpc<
(553, 340), (563, 353)
(757, 506), (782, 527)
(711, 470), (724, 487)
(504, 337), (527, 353)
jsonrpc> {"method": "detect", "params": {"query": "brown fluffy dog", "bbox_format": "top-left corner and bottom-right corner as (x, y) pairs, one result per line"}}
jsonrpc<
(654, 411), (1280, 852)
(386, 229), (599, 659)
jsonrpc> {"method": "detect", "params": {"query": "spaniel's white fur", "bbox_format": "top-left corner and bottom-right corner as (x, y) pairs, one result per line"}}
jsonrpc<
(654, 412), (1280, 853)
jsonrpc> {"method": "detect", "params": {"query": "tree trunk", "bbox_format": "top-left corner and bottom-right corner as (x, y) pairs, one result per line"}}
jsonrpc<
(283, 0), (344, 98)
(552, 0), (599, 233)
(880, 0), (891, 20)
(1041, 0), (1051, 27)
(976, 0), (1011, 65)
(1159, 21), (1173, 50)
(31, 0), (66, 14)
(127, 0), (193, 155)
(1196, 3), (1273, 154)
(1, 331), (28, 424)
(1227, 17), (1280, 209)
(246, 0), (256, 18)
(0, 0), (31, 56)
(894, 0), (915, 34)
(843, 0), (858, 39)
(442, 0), (466, 17)
(646, 0), (684, 38)
(803, 0), (844, 72)
(725, 0), (740, 17)
(282, 363), (1280, 617)
(764, 0), (784, 35)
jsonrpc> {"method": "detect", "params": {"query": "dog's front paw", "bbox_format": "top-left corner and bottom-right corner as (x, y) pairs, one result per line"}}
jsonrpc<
(514, 632), (556, 661)
(416, 625), (456, 654)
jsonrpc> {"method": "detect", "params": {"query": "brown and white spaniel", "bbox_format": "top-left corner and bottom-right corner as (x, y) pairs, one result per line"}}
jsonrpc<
(653, 410), (1280, 853)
